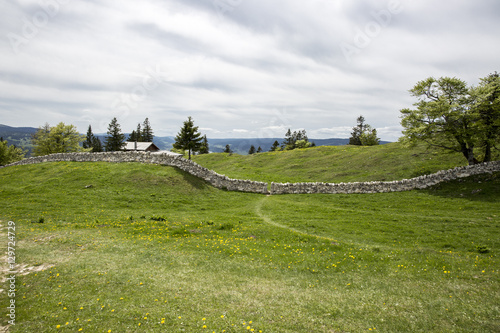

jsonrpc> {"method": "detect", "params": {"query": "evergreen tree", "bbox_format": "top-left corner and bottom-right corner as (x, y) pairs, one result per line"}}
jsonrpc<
(92, 136), (103, 152)
(83, 125), (94, 149)
(199, 135), (209, 154)
(141, 118), (154, 142)
(83, 125), (103, 152)
(223, 144), (232, 154)
(349, 115), (366, 145)
(104, 117), (125, 151)
(281, 129), (310, 150)
(270, 140), (280, 151)
(257, 146), (263, 153)
(128, 130), (138, 142)
(173, 116), (203, 160)
(282, 129), (294, 150)
(248, 145), (256, 154)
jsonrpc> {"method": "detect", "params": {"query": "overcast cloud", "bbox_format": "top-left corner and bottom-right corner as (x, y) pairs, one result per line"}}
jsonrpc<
(1, 0), (499, 141)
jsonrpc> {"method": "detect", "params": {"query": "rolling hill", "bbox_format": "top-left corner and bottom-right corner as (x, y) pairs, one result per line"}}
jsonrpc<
(192, 142), (468, 184)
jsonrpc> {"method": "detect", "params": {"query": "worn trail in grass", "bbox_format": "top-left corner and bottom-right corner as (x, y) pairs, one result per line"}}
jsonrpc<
(0, 162), (499, 332)
(255, 197), (338, 243)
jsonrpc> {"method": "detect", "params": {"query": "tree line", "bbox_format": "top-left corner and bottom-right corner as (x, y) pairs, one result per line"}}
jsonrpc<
(2, 71), (498, 166)
(0, 114), (380, 164)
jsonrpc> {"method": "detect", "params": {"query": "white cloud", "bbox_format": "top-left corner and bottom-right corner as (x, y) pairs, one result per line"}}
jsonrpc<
(1, 0), (499, 141)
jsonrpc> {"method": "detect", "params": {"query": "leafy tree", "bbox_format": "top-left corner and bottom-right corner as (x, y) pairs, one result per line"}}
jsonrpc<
(104, 117), (125, 152)
(469, 72), (500, 162)
(349, 115), (366, 145)
(83, 125), (103, 152)
(270, 140), (280, 151)
(141, 118), (154, 142)
(400, 75), (500, 165)
(223, 144), (232, 154)
(173, 116), (203, 160)
(248, 145), (256, 154)
(295, 139), (312, 149)
(359, 125), (380, 146)
(0, 139), (25, 165)
(199, 135), (210, 154)
(349, 115), (380, 146)
(32, 122), (88, 156)
(281, 129), (311, 150)
(31, 123), (51, 156)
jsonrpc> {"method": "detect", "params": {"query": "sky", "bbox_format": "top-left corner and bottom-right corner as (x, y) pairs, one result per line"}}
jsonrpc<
(1, 0), (499, 141)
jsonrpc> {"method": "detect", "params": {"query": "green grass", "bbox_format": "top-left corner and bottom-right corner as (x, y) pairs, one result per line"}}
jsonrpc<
(1, 162), (499, 332)
(192, 142), (467, 184)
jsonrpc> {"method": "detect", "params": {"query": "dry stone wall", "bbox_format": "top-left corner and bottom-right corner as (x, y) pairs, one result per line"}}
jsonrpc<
(2, 151), (268, 194)
(270, 161), (500, 194)
(2, 152), (500, 195)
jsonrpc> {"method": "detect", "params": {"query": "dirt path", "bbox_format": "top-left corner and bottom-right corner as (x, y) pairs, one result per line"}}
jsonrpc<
(255, 197), (337, 242)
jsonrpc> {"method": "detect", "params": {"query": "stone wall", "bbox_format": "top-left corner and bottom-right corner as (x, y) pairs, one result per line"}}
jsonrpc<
(270, 161), (500, 194)
(2, 152), (500, 195)
(2, 151), (269, 194)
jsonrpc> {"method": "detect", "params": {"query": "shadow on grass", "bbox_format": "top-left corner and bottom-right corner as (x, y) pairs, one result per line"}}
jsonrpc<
(423, 171), (500, 203)
(172, 166), (210, 190)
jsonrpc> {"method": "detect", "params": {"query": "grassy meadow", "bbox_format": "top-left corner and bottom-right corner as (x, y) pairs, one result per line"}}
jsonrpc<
(0, 149), (499, 332)
(192, 142), (468, 184)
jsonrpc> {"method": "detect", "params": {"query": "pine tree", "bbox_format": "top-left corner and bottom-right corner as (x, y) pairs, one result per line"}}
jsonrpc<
(83, 125), (94, 149)
(135, 123), (142, 141)
(223, 144), (232, 154)
(83, 125), (103, 152)
(128, 130), (138, 142)
(199, 135), (209, 154)
(173, 116), (203, 160)
(104, 117), (125, 151)
(282, 129), (294, 150)
(349, 115), (366, 145)
(270, 140), (280, 151)
(92, 136), (103, 152)
(257, 146), (263, 153)
(141, 118), (154, 142)
(248, 145), (256, 154)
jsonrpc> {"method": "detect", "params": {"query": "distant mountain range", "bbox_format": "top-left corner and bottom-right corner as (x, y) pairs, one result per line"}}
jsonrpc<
(0, 124), (390, 156)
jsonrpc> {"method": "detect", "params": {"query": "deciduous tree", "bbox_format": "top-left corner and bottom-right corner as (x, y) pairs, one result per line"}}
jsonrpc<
(0, 139), (25, 165)
(400, 75), (500, 165)
(32, 122), (88, 156)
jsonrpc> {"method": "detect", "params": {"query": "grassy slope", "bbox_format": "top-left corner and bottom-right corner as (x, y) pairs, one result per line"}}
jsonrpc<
(0, 161), (499, 332)
(192, 142), (467, 183)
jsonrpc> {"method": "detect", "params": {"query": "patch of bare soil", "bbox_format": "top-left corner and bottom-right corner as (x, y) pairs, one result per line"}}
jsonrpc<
(0, 221), (53, 332)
